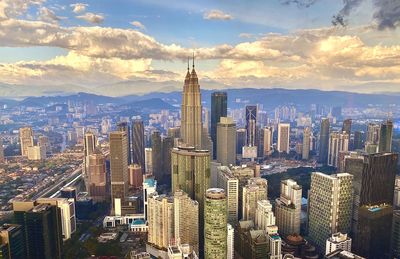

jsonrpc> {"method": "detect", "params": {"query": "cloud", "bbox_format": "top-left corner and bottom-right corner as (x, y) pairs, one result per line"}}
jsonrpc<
(76, 12), (104, 24)
(38, 7), (62, 23)
(70, 3), (87, 14)
(0, 0), (45, 20)
(130, 21), (146, 30)
(203, 9), (233, 20)
(239, 33), (254, 39)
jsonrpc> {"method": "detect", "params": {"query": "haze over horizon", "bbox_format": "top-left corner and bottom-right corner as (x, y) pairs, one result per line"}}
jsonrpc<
(0, 0), (400, 96)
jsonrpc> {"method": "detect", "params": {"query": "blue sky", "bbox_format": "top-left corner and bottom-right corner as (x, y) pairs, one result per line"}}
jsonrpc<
(0, 0), (399, 96)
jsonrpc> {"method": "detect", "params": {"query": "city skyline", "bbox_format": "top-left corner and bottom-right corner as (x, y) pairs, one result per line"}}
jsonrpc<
(0, 0), (399, 97)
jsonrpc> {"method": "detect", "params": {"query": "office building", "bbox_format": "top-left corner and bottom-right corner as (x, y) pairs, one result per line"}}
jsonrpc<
(325, 233), (352, 255)
(27, 145), (46, 160)
(38, 135), (50, 154)
(236, 128), (246, 155)
(366, 123), (380, 144)
(392, 210), (400, 258)
(319, 118), (330, 164)
(36, 198), (76, 241)
(216, 166), (239, 225)
(13, 201), (63, 259)
(204, 188), (227, 259)
(263, 126), (273, 157)
(255, 200), (275, 231)
(128, 164), (143, 189)
(109, 131), (129, 216)
(60, 187), (77, 202)
(266, 226), (282, 259)
(19, 126), (34, 157)
(211, 92), (227, 159)
(328, 132), (349, 167)
(217, 117), (236, 166)
(181, 61), (203, 149)
(143, 176), (157, 220)
(174, 190), (199, 254)
(0, 224), (25, 259)
(275, 179), (302, 238)
(342, 119), (352, 134)
(353, 131), (364, 150)
(162, 136), (174, 181)
(88, 149), (107, 201)
(308, 173), (353, 250)
(83, 131), (96, 190)
(151, 131), (162, 181)
(227, 224), (234, 259)
(302, 127), (311, 160)
(117, 121), (131, 164)
(132, 119), (146, 172)
(145, 148), (152, 174)
(242, 178), (268, 221)
(379, 120), (393, 152)
(147, 193), (174, 250)
(277, 123), (290, 153)
(245, 105), (257, 147)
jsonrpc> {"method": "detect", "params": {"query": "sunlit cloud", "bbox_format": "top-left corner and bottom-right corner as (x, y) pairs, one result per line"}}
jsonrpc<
(203, 9), (233, 21)
(70, 3), (87, 14)
(76, 12), (104, 24)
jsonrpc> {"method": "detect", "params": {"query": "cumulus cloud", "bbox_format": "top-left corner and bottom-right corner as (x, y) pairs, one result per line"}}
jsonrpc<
(0, 0), (45, 20)
(203, 9), (233, 20)
(76, 12), (104, 24)
(130, 21), (146, 30)
(70, 3), (87, 14)
(38, 7), (62, 23)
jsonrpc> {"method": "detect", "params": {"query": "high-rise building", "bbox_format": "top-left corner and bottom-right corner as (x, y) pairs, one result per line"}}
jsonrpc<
(174, 190), (199, 254)
(325, 232), (352, 255)
(38, 135), (50, 154)
(109, 131), (129, 216)
(353, 131), (364, 150)
(266, 226), (282, 259)
(255, 200), (275, 231)
(275, 179), (302, 238)
(319, 118), (330, 164)
(0, 139), (4, 163)
(216, 117), (236, 166)
(242, 178), (268, 221)
(27, 145), (46, 160)
(379, 120), (393, 152)
(36, 198), (76, 241)
(0, 224), (25, 259)
(227, 224), (234, 259)
(145, 148), (153, 174)
(308, 172), (353, 250)
(302, 127), (311, 160)
(83, 131), (96, 190)
(277, 123), (290, 153)
(88, 149), (107, 201)
(342, 119), (352, 134)
(162, 136), (174, 181)
(143, 176), (157, 220)
(204, 188), (227, 259)
(216, 166), (239, 225)
(151, 131), (162, 181)
(132, 119), (146, 172)
(128, 164), (143, 189)
(236, 128), (246, 155)
(328, 132), (349, 167)
(13, 202), (63, 259)
(245, 105), (257, 147)
(147, 193), (174, 250)
(181, 61), (203, 149)
(211, 92), (227, 159)
(366, 123), (380, 144)
(392, 210), (400, 258)
(19, 126), (34, 157)
(263, 126), (273, 157)
(117, 121), (131, 164)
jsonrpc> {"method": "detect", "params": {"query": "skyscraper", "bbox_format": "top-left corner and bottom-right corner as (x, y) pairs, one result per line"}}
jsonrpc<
(117, 121), (131, 164)
(87, 149), (107, 201)
(0, 224), (25, 259)
(174, 190), (199, 254)
(308, 172), (353, 250)
(236, 128), (246, 155)
(211, 92), (227, 159)
(83, 132), (96, 190)
(277, 123), (290, 153)
(353, 130), (364, 150)
(151, 131), (162, 181)
(181, 59), (202, 149)
(379, 120), (393, 152)
(242, 178), (268, 221)
(245, 105), (257, 147)
(161, 136), (174, 182)
(227, 224), (234, 259)
(342, 119), (352, 134)
(328, 132), (349, 167)
(19, 126), (34, 157)
(13, 202), (63, 259)
(263, 126), (273, 157)
(131, 119), (145, 172)
(255, 199), (275, 231)
(109, 131), (128, 216)
(302, 127), (311, 160)
(319, 118), (330, 164)
(216, 117), (236, 166)
(204, 188), (227, 259)
(275, 179), (302, 238)
(217, 166), (239, 225)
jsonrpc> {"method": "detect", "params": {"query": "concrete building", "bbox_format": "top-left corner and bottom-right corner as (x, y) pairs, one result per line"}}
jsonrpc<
(19, 126), (34, 157)
(204, 188), (227, 259)
(216, 166), (239, 225)
(227, 224), (234, 259)
(174, 190), (199, 254)
(242, 178), (268, 221)
(145, 148), (152, 174)
(275, 179), (302, 238)
(328, 132), (349, 167)
(27, 145), (46, 160)
(277, 123), (290, 153)
(216, 117), (236, 166)
(308, 173), (353, 250)
(255, 200), (275, 231)
(325, 232), (352, 255)
(151, 131), (162, 182)
(128, 164), (143, 189)
(143, 176), (157, 220)
(88, 149), (107, 201)
(263, 126), (273, 157)
(302, 127), (311, 160)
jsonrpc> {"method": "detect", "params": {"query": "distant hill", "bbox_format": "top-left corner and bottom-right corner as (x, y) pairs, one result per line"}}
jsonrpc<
(126, 98), (175, 110)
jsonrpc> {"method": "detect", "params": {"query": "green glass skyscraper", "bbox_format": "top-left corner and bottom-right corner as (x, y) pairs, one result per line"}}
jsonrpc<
(318, 118), (330, 164)
(211, 92), (227, 159)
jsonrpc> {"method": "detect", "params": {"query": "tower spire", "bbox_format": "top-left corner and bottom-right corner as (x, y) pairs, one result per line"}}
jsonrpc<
(192, 52), (195, 69)
(187, 56), (190, 71)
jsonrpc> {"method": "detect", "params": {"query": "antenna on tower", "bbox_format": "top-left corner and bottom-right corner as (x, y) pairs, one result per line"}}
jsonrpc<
(192, 52), (195, 69)
(187, 56), (189, 71)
